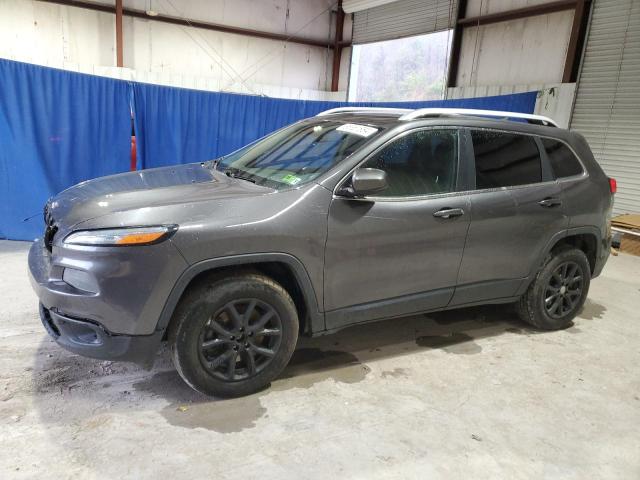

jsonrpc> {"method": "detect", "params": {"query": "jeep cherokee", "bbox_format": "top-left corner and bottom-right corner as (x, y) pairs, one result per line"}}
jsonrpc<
(28, 107), (615, 396)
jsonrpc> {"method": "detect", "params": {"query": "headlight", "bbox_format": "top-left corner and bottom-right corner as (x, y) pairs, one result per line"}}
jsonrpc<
(64, 225), (177, 246)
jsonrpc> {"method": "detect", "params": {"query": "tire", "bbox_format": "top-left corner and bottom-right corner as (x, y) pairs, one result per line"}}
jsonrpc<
(516, 247), (591, 330)
(168, 272), (299, 397)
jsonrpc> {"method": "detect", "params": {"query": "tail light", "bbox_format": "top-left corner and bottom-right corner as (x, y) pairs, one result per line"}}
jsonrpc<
(609, 177), (617, 194)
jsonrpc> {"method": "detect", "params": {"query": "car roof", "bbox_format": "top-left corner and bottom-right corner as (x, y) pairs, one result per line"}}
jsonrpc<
(313, 107), (560, 132)
(307, 112), (584, 154)
(311, 112), (408, 127)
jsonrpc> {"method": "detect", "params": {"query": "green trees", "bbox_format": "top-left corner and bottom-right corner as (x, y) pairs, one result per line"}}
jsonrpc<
(350, 30), (452, 102)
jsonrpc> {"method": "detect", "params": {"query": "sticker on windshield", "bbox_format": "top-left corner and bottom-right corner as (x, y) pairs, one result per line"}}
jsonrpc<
(336, 123), (378, 137)
(282, 174), (302, 185)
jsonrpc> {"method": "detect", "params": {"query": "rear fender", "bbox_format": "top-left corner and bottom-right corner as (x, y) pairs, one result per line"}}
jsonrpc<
(516, 225), (602, 296)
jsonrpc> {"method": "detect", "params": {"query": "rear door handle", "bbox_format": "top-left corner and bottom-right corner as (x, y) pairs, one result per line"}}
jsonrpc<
(538, 197), (562, 208)
(433, 207), (465, 219)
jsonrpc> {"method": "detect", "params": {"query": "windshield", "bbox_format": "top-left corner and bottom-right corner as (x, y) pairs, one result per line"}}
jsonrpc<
(214, 120), (382, 189)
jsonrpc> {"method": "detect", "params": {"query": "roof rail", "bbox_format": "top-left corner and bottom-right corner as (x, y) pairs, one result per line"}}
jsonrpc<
(398, 108), (558, 127)
(316, 107), (412, 117)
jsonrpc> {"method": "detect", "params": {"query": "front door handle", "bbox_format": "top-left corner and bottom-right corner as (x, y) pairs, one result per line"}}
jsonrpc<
(538, 197), (562, 208)
(433, 207), (465, 219)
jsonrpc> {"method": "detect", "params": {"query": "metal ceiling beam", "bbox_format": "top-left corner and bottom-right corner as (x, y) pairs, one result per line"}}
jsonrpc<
(36, 0), (338, 49)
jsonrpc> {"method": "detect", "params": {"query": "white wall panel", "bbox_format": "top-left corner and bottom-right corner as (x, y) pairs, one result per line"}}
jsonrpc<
(86, 0), (334, 41)
(0, 0), (339, 99)
(0, 0), (115, 66)
(455, 10), (574, 87)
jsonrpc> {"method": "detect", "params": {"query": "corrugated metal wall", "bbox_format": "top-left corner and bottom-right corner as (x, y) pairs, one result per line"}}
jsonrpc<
(352, 0), (457, 44)
(571, 0), (640, 215)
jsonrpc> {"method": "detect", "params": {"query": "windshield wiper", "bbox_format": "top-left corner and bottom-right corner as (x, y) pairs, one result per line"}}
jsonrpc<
(224, 167), (256, 184)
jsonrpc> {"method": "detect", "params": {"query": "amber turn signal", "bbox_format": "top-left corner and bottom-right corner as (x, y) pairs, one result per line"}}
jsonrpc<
(115, 231), (167, 245)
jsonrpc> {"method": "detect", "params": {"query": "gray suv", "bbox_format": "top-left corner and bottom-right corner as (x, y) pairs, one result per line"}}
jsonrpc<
(28, 107), (614, 397)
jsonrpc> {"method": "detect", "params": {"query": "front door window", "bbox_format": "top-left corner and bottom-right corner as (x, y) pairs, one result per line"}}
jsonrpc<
(361, 129), (458, 197)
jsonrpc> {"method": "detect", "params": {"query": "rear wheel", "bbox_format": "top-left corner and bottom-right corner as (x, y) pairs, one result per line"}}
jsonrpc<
(169, 273), (299, 397)
(517, 247), (590, 330)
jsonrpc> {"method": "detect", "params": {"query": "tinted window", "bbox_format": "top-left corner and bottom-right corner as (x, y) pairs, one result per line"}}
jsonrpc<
(362, 129), (458, 197)
(471, 130), (542, 189)
(541, 138), (583, 178)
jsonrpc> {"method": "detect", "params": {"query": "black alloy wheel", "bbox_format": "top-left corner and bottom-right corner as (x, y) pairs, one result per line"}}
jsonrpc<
(199, 298), (282, 381)
(544, 261), (584, 319)
(169, 272), (298, 397)
(516, 247), (591, 330)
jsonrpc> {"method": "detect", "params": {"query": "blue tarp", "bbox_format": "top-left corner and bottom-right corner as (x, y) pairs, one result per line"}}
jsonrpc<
(0, 59), (132, 240)
(0, 59), (538, 240)
(133, 82), (538, 169)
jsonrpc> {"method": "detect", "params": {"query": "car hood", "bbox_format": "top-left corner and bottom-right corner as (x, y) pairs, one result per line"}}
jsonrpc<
(47, 163), (274, 229)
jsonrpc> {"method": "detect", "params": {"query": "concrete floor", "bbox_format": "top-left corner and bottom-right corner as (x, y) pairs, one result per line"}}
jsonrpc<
(1, 240), (639, 479)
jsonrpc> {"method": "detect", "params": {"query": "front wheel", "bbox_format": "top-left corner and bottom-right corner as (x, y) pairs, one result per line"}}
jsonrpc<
(516, 247), (591, 330)
(168, 273), (299, 397)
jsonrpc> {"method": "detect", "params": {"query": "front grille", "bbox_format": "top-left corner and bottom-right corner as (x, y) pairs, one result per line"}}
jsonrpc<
(43, 201), (57, 252)
(44, 225), (58, 251)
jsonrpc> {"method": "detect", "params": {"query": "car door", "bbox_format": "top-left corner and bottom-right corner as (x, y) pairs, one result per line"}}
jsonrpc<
(323, 128), (471, 330)
(452, 129), (568, 305)
(538, 136), (591, 226)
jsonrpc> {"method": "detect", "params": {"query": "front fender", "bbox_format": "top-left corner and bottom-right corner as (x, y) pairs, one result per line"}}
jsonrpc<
(154, 252), (325, 335)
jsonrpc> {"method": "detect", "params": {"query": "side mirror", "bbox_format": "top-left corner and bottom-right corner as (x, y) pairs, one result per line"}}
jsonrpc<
(338, 168), (388, 197)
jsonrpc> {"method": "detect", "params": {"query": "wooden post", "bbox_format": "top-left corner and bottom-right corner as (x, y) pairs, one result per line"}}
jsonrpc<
(562, 0), (590, 83)
(331, 0), (345, 92)
(115, 0), (123, 67)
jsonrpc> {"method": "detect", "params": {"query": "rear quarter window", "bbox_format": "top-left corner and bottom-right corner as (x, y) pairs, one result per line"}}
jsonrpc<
(471, 130), (542, 189)
(541, 138), (584, 178)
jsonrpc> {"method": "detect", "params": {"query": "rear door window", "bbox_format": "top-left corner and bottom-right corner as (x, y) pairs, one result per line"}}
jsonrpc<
(541, 138), (584, 178)
(471, 130), (542, 189)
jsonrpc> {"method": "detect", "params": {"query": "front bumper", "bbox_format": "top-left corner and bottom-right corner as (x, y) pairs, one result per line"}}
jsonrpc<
(39, 303), (162, 366)
(28, 237), (188, 364)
